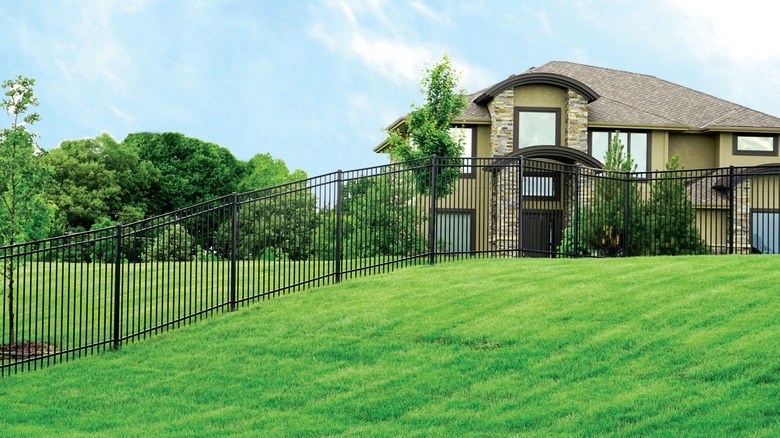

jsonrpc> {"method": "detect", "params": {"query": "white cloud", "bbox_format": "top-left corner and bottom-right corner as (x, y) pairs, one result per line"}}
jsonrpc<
(310, 0), (494, 90)
(408, 0), (450, 26)
(667, 0), (780, 61)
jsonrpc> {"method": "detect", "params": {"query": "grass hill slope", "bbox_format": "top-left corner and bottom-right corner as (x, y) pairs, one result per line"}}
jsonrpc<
(1, 256), (779, 436)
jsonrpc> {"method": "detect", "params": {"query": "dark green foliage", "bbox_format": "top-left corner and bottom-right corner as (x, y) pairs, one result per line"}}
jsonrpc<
(387, 55), (467, 198)
(559, 133), (647, 257)
(142, 224), (199, 262)
(215, 185), (318, 261)
(126, 132), (244, 216)
(559, 135), (710, 257)
(645, 156), (709, 255)
(314, 174), (427, 260)
(238, 152), (307, 192)
(43, 133), (159, 231)
(90, 218), (116, 263)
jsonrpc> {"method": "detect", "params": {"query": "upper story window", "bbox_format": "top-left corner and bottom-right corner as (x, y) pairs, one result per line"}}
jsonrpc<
(589, 130), (649, 172)
(733, 134), (778, 156)
(450, 126), (477, 176)
(513, 107), (561, 150)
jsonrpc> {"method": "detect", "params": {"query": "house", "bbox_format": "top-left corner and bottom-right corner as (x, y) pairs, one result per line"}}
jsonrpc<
(375, 61), (780, 256)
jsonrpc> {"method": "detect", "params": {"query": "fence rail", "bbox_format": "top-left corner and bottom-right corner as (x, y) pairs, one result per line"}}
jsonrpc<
(2, 157), (779, 374)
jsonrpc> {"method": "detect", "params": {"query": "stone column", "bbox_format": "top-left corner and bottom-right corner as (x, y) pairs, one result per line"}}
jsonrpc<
(565, 90), (588, 153)
(490, 89), (514, 157)
(731, 179), (751, 254)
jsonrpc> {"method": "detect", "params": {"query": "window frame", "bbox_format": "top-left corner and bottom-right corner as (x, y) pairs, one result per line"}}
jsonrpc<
(750, 208), (780, 254)
(588, 129), (652, 172)
(449, 125), (478, 178)
(513, 107), (561, 151)
(434, 208), (477, 254)
(732, 133), (779, 157)
(521, 172), (560, 200)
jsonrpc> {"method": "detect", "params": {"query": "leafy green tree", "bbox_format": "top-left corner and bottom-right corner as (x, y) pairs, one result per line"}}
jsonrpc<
(238, 152), (307, 192)
(387, 55), (467, 197)
(314, 174), (427, 260)
(559, 133), (647, 257)
(44, 133), (159, 231)
(0, 76), (56, 346)
(142, 223), (199, 262)
(215, 184), (318, 261)
(645, 156), (709, 255)
(125, 132), (244, 216)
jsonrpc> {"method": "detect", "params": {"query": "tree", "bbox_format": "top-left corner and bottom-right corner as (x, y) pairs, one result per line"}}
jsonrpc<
(386, 55), (467, 197)
(142, 223), (199, 262)
(215, 183), (318, 261)
(238, 152), (307, 192)
(0, 76), (56, 346)
(43, 133), (159, 232)
(646, 156), (709, 255)
(124, 132), (244, 216)
(313, 173), (427, 260)
(558, 133), (647, 257)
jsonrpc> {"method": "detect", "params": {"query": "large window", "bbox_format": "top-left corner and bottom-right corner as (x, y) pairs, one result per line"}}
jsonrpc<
(514, 107), (560, 150)
(589, 130), (649, 172)
(752, 211), (779, 254)
(449, 126), (476, 176)
(733, 134), (778, 156)
(435, 209), (475, 254)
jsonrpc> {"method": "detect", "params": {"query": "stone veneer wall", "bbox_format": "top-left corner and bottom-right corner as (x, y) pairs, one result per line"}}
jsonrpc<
(565, 90), (588, 153)
(731, 179), (751, 254)
(489, 88), (592, 253)
(489, 89), (515, 156)
(491, 165), (520, 255)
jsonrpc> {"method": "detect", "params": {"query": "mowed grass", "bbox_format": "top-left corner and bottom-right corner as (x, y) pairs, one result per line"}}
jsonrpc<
(1, 255), (779, 436)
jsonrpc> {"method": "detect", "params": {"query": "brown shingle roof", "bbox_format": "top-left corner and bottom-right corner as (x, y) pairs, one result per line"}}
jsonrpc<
(469, 61), (780, 131)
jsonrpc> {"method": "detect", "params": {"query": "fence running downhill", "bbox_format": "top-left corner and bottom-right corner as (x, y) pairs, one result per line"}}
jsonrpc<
(2, 156), (779, 374)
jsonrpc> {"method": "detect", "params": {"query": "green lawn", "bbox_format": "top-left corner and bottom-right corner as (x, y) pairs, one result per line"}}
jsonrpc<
(1, 255), (779, 436)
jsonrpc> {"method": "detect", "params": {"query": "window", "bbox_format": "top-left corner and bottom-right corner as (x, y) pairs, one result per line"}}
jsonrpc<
(514, 107), (560, 150)
(734, 134), (778, 156)
(449, 126), (476, 175)
(522, 174), (558, 199)
(752, 211), (779, 254)
(589, 130), (649, 172)
(435, 209), (475, 254)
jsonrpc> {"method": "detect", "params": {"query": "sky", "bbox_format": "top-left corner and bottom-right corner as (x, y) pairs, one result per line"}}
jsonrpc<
(2, 0), (780, 177)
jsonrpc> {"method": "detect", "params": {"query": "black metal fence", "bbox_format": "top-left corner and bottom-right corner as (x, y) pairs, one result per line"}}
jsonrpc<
(2, 156), (779, 374)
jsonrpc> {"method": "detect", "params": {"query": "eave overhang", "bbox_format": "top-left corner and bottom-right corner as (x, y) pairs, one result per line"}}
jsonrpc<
(473, 72), (600, 105)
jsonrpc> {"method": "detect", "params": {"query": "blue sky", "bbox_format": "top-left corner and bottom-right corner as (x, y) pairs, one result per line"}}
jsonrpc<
(2, 0), (780, 177)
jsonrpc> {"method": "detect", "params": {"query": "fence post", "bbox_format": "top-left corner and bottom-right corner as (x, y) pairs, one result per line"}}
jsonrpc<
(112, 224), (123, 351)
(428, 155), (438, 265)
(573, 164), (580, 258)
(623, 172), (630, 257)
(335, 170), (344, 283)
(230, 192), (238, 312)
(728, 165), (735, 254)
(517, 156), (524, 258)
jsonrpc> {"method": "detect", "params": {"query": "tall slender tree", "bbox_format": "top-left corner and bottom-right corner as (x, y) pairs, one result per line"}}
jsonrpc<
(387, 55), (467, 197)
(0, 76), (55, 346)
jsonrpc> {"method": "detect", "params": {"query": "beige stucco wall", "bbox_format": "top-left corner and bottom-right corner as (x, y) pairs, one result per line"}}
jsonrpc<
(717, 133), (780, 167)
(513, 85), (567, 149)
(650, 131), (668, 171)
(475, 125), (491, 157)
(669, 133), (717, 170)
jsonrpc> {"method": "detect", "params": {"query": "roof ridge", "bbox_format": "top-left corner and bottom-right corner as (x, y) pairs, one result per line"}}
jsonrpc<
(537, 60), (660, 80)
(700, 107), (746, 129)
